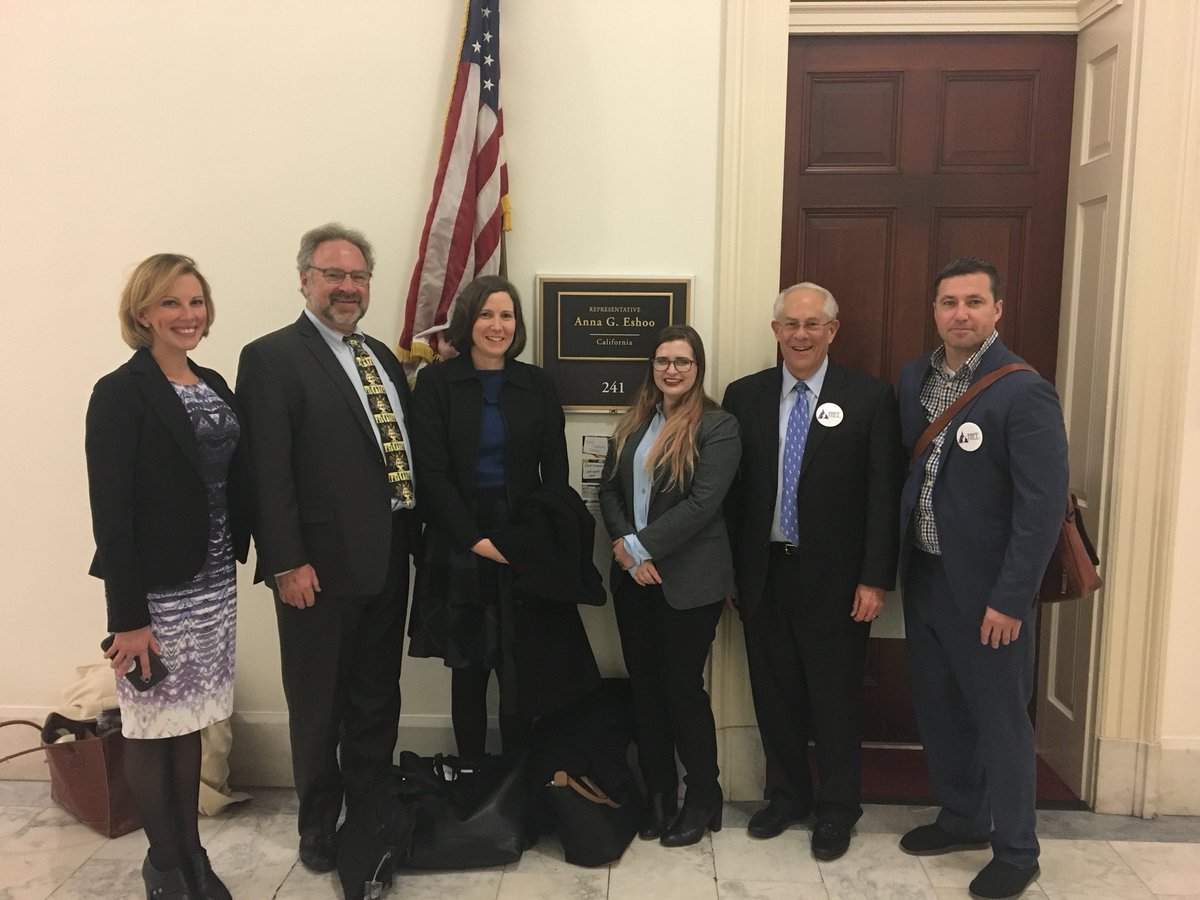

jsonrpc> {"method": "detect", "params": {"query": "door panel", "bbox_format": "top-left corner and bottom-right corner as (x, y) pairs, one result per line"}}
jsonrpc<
(1037, 3), (1135, 802)
(782, 34), (1076, 744)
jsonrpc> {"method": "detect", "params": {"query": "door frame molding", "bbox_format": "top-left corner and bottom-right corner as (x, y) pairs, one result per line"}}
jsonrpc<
(714, 0), (1200, 813)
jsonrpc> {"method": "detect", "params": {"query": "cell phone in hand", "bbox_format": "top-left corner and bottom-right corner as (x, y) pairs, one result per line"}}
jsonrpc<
(100, 634), (170, 691)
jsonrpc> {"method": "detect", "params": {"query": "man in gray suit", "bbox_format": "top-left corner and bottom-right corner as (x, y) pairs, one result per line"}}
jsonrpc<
(236, 223), (417, 873)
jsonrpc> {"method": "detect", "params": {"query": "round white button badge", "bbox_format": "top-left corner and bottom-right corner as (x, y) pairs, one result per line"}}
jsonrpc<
(956, 422), (983, 452)
(814, 402), (844, 427)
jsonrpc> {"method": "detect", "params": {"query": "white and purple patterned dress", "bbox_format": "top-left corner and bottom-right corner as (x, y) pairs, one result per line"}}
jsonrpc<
(118, 380), (239, 739)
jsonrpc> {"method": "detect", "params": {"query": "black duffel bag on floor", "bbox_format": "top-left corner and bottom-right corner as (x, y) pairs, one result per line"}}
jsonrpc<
(397, 749), (528, 870)
(544, 770), (642, 867)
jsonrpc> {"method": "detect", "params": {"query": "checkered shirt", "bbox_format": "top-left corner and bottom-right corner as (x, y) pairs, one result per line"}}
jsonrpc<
(913, 331), (999, 554)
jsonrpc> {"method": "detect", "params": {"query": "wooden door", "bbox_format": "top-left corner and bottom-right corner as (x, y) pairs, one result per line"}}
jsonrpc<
(781, 34), (1076, 742)
(1036, 4), (1135, 800)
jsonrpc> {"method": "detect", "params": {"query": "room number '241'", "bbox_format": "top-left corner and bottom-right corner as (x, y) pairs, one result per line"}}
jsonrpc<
(601, 381), (625, 394)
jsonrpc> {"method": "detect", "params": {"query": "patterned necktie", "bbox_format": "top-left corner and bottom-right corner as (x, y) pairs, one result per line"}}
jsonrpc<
(343, 335), (414, 507)
(780, 382), (809, 545)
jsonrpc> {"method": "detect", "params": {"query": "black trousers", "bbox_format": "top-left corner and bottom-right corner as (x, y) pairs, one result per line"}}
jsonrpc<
(613, 580), (723, 807)
(742, 546), (869, 827)
(450, 664), (530, 758)
(274, 512), (410, 837)
(904, 549), (1039, 866)
(446, 489), (532, 757)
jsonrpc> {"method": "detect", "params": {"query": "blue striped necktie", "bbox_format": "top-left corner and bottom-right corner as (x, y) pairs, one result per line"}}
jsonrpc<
(780, 382), (809, 545)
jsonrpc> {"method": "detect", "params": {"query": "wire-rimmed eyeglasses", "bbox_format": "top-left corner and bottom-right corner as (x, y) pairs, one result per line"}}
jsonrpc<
(307, 266), (372, 286)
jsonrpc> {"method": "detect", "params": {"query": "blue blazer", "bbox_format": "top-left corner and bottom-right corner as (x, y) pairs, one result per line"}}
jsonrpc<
(898, 339), (1069, 621)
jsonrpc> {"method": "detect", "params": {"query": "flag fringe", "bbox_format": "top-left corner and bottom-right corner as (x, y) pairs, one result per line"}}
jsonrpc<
(395, 339), (439, 366)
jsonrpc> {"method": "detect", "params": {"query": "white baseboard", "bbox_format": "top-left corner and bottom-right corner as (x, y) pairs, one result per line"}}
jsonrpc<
(227, 711), (467, 788)
(718, 725), (767, 802)
(0, 706), (463, 788)
(24, 701), (1197, 815)
(1155, 740), (1200, 815)
(1094, 735), (1200, 816)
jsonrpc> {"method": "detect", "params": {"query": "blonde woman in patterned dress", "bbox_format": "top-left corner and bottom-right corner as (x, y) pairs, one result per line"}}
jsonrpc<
(85, 254), (251, 900)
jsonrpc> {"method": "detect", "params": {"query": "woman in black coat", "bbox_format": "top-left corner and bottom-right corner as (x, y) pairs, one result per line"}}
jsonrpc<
(408, 275), (597, 757)
(85, 254), (250, 900)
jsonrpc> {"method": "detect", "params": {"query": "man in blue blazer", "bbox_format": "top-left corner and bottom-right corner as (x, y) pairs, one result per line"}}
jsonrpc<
(897, 258), (1068, 900)
(723, 283), (903, 860)
(236, 223), (417, 874)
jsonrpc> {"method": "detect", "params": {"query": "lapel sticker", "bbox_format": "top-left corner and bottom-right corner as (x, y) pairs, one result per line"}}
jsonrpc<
(956, 422), (983, 452)
(814, 402), (844, 427)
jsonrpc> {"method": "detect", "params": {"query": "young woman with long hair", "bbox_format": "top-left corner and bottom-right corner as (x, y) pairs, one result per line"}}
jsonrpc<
(599, 324), (741, 847)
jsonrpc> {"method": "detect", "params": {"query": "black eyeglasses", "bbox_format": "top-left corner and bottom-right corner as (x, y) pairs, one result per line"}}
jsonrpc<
(652, 356), (695, 373)
(307, 266), (372, 286)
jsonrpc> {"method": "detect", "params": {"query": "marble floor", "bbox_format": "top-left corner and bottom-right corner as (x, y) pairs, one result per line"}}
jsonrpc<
(2, 781), (1199, 900)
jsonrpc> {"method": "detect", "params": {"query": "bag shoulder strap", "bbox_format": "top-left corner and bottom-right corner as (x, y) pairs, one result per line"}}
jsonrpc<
(911, 362), (1035, 464)
(0, 719), (48, 765)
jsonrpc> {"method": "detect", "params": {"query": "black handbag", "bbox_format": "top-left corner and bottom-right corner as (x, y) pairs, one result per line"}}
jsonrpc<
(544, 770), (642, 867)
(398, 750), (528, 870)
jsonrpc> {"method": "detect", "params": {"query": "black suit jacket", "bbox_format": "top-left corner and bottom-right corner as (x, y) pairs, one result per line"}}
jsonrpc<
(86, 347), (251, 633)
(235, 313), (414, 594)
(410, 353), (568, 551)
(722, 362), (904, 628)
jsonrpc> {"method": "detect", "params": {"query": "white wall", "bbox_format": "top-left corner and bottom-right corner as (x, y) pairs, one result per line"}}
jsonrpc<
(1154, 0), (1200, 798)
(0, 1), (724, 780)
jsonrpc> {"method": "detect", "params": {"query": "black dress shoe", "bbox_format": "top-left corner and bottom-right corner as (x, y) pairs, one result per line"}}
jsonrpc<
(747, 799), (807, 839)
(660, 800), (723, 847)
(188, 849), (232, 900)
(969, 859), (1040, 899)
(142, 855), (198, 899)
(810, 821), (852, 860)
(638, 792), (679, 840)
(298, 832), (339, 873)
(900, 823), (990, 856)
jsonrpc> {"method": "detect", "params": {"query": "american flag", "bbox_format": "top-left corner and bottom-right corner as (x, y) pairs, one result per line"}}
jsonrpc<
(398, 0), (510, 365)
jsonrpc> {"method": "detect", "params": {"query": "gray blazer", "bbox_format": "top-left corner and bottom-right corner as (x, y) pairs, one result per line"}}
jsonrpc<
(599, 408), (741, 609)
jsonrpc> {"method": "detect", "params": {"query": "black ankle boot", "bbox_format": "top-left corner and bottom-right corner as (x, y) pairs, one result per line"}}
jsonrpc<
(188, 849), (232, 900)
(638, 792), (680, 840)
(660, 798), (723, 847)
(141, 855), (197, 900)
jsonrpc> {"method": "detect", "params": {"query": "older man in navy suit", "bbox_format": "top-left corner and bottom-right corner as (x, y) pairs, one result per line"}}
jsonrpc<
(897, 257), (1068, 900)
